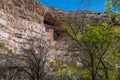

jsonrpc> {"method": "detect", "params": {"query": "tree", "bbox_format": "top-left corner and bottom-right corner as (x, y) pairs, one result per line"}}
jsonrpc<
(0, 43), (24, 80)
(64, 22), (120, 80)
(20, 38), (50, 80)
(105, 0), (120, 14)
(105, 0), (120, 26)
(0, 38), (50, 80)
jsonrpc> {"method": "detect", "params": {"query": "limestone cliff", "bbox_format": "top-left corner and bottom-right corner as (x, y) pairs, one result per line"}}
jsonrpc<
(0, 0), (117, 62)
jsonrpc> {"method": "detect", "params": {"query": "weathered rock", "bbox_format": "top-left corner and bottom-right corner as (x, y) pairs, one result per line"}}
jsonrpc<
(0, 0), (119, 63)
(0, 10), (45, 53)
(0, 0), (48, 23)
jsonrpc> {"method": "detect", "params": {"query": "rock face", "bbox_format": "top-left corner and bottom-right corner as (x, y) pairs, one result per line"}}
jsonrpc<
(0, 0), (116, 62)
(0, 0), (48, 23)
(0, 0), (51, 59)
(0, 0), (63, 62)
(0, 10), (46, 53)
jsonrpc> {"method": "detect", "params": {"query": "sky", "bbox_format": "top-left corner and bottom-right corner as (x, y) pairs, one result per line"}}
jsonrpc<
(37, 0), (107, 12)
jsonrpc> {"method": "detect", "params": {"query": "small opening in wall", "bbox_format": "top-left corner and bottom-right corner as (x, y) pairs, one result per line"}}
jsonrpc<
(44, 20), (57, 26)
(57, 33), (60, 37)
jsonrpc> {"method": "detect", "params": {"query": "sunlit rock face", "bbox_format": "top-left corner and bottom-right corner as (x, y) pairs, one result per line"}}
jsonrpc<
(0, 0), (61, 62)
(0, 0), (117, 63)
(0, 0), (48, 23)
(0, 9), (46, 53)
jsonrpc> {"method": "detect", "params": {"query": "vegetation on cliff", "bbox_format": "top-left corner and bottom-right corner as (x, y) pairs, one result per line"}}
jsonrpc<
(50, 0), (120, 80)
(0, 0), (120, 80)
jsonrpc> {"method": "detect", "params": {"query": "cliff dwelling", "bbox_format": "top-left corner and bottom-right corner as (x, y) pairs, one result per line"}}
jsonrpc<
(44, 12), (68, 43)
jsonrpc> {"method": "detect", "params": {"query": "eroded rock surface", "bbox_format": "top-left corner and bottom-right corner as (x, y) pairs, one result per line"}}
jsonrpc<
(0, 0), (118, 62)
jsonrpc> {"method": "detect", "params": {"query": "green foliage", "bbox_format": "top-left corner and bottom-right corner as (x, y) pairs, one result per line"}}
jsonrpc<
(81, 23), (120, 80)
(0, 43), (13, 55)
(52, 1), (120, 79)
(51, 60), (90, 80)
(105, 1), (113, 14)
(65, 24), (80, 41)
(82, 23), (114, 45)
(0, 43), (8, 50)
(63, 22), (120, 80)
(105, 0), (120, 14)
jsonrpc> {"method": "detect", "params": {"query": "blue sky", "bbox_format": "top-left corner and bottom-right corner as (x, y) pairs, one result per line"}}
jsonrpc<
(37, 0), (107, 12)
